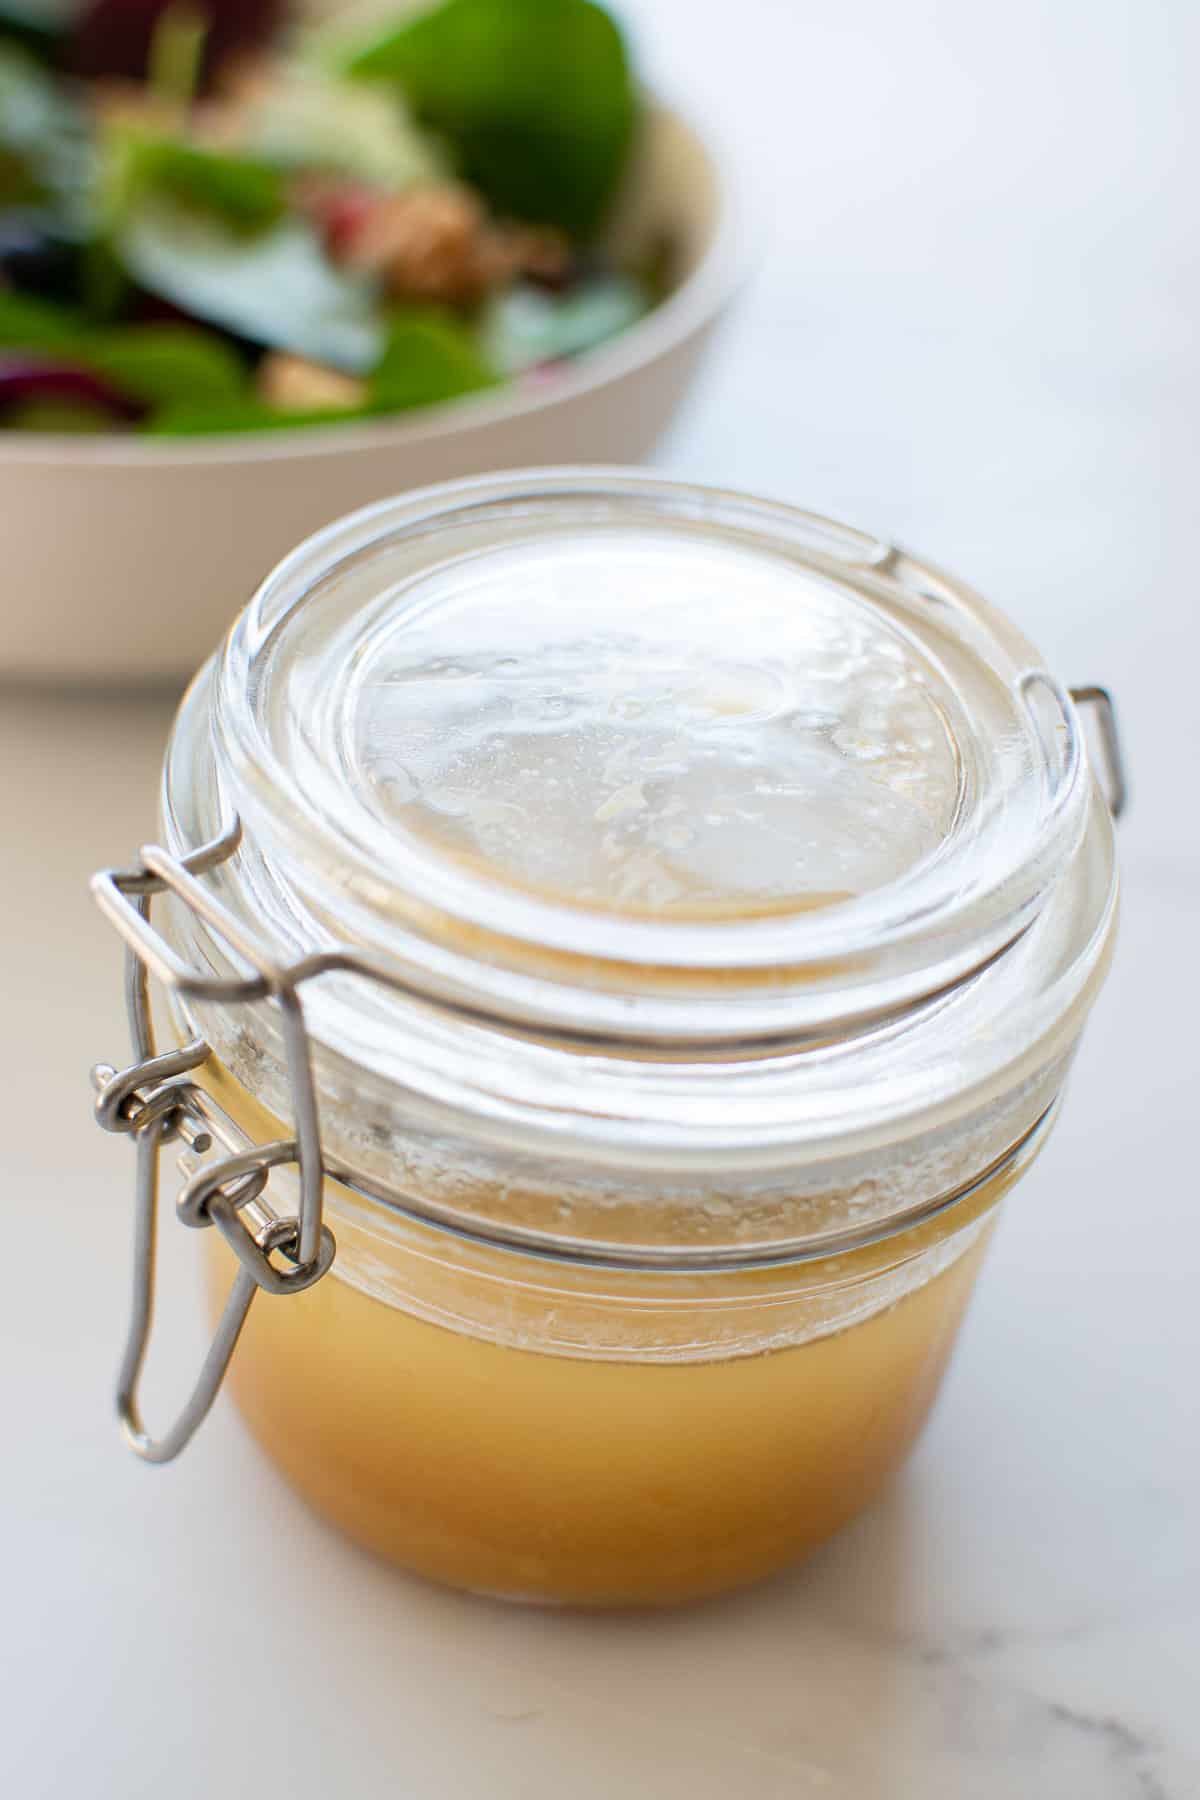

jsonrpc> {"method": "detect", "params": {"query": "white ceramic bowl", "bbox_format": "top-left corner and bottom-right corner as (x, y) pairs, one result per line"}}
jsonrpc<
(0, 104), (743, 682)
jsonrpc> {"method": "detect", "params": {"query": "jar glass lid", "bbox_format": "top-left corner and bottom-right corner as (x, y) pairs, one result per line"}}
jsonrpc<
(205, 470), (1099, 1046)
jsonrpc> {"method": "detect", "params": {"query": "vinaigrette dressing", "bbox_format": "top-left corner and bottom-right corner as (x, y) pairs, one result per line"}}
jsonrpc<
(210, 1212), (996, 1605)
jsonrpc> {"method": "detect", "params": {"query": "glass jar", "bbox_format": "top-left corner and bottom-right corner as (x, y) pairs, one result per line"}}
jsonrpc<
(91, 471), (1121, 1608)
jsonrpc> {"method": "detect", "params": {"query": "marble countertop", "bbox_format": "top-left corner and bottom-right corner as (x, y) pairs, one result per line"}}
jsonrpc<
(2, 1), (1197, 1794)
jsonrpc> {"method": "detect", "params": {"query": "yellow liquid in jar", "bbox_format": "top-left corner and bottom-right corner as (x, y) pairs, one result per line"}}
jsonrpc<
(203, 1058), (1005, 1608)
(213, 1230), (989, 1608)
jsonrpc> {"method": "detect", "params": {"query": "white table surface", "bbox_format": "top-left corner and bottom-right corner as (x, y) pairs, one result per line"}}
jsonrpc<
(3, 1), (1198, 1794)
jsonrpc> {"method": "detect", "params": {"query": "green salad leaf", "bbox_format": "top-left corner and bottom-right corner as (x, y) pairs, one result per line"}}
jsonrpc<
(104, 127), (286, 230)
(0, 287), (249, 407)
(0, 41), (92, 220)
(0, 287), (76, 351)
(341, 0), (636, 239)
(84, 323), (247, 407)
(480, 273), (646, 373)
(118, 204), (386, 371)
(371, 309), (497, 410)
(149, 308), (498, 433)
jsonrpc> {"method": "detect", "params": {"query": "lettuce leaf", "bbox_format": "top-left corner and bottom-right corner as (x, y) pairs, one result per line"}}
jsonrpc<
(479, 273), (646, 373)
(104, 127), (286, 230)
(370, 308), (497, 410)
(0, 287), (248, 407)
(117, 204), (385, 371)
(341, 0), (635, 239)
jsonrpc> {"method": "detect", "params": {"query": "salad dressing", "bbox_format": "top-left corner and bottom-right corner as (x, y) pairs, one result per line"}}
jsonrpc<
(208, 1142), (1002, 1606)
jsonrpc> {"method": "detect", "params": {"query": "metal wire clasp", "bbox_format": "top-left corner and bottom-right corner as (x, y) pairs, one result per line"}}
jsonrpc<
(90, 819), (335, 1465)
(1069, 686), (1127, 819)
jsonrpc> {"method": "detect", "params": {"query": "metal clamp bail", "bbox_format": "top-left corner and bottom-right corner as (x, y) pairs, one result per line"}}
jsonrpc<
(1069, 685), (1128, 819)
(90, 819), (336, 1465)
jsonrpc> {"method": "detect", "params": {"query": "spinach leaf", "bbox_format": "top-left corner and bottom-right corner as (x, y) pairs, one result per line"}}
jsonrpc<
(370, 309), (497, 411)
(0, 286), (78, 350)
(105, 127), (286, 230)
(341, 0), (635, 240)
(153, 309), (498, 430)
(0, 287), (248, 407)
(87, 324), (246, 407)
(118, 204), (386, 372)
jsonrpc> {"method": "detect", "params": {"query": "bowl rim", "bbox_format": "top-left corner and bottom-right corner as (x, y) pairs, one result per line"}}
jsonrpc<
(0, 97), (750, 471)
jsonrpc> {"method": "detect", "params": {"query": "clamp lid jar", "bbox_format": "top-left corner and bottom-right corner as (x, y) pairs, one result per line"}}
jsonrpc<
(91, 470), (1122, 1606)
